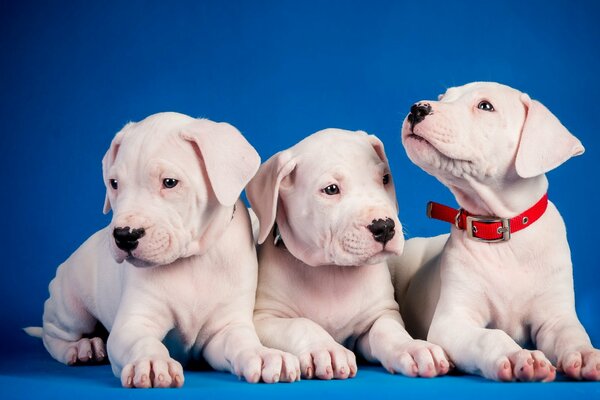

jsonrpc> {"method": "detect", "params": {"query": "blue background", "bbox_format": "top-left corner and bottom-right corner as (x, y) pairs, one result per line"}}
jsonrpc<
(1, 0), (599, 398)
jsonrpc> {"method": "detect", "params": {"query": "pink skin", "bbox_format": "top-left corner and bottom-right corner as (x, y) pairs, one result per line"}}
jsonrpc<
(559, 349), (600, 380)
(63, 337), (106, 365)
(495, 350), (557, 382)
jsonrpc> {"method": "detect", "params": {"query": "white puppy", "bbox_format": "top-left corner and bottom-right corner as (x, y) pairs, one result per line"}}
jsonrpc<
(31, 112), (299, 387)
(397, 82), (600, 381)
(246, 129), (450, 380)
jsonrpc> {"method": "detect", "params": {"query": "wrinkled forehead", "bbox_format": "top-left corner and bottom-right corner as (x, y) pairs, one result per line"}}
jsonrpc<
(113, 123), (197, 170)
(293, 136), (385, 182)
(441, 82), (521, 103)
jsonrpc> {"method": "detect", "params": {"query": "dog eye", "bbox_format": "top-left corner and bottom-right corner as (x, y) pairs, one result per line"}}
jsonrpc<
(383, 174), (390, 185)
(109, 179), (118, 190)
(322, 184), (340, 195)
(163, 178), (179, 189)
(477, 101), (495, 112)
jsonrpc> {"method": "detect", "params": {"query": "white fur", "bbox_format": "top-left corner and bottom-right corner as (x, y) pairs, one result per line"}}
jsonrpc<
(395, 82), (600, 381)
(33, 112), (300, 387)
(247, 129), (450, 379)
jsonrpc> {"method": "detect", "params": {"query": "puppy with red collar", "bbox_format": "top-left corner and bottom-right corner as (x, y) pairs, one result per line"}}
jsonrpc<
(395, 82), (600, 381)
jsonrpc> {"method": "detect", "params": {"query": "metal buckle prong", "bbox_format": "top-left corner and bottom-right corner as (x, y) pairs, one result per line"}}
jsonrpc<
(455, 208), (464, 229)
(466, 215), (511, 243)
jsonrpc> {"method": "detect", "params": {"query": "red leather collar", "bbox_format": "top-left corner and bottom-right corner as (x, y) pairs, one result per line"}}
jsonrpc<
(426, 194), (548, 242)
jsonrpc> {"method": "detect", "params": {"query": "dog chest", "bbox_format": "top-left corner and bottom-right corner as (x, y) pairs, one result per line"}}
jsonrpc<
(258, 257), (397, 342)
(126, 253), (256, 348)
(443, 234), (572, 345)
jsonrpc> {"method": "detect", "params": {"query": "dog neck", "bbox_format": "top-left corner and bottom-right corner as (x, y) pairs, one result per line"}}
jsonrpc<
(449, 174), (548, 218)
(184, 203), (237, 258)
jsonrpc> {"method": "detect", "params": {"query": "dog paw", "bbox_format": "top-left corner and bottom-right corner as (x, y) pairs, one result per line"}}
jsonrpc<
(233, 347), (300, 383)
(297, 343), (357, 380)
(492, 350), (555, 382)
(120, 357), (184, 388)
(558, 348), (600, 381)
(64, 337), (106, 365)
(379, 339), (450, 378)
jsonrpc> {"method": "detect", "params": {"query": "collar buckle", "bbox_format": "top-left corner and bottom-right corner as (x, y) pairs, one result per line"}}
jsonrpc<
(465, 215), (511, 243)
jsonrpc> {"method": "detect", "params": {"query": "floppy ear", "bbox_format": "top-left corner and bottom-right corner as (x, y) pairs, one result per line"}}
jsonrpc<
(515, 94), (585, 178)
(101, 127), (128, 214)
(362, 132), (390, 166)
(362, 132), (399, 213)
(181, 119), (261, 207)
(246, 150), (296, 244)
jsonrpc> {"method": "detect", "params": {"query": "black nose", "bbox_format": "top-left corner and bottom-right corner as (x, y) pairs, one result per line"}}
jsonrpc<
(367, 218), (395, 245)
(407, 102), (432, 129)
(113, 226), (145, 251)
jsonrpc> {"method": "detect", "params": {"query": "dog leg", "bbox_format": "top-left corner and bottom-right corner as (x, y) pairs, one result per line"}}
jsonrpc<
(254, 315), (357, 380)
(107, 306), (183, 388)
(357, 311), (449, 377)
(41, 272), (106, 365)
(429, 308), (556, 381)
(534, 313), (600, 381)
(202, 322), (300, 383)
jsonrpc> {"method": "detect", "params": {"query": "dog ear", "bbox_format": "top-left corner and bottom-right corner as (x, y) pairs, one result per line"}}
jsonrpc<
(181, 119), (261, 207)
(101, 127), (128, 214)
(246, 150), (296, 244)
(363, 132), (389, 166)
(515, 94), (585, 178)
(363, 132), (399, 213)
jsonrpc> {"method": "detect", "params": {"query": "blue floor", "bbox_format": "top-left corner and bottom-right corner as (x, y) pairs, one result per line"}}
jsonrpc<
(2, 341), (599, 400)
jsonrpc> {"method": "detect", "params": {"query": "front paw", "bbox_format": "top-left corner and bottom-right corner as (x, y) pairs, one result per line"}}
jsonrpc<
(558, 348), (600, 381)
(233, 347), (300, 383)
(298, 343), (357, 380)
(120, 357), (184, 388)
(379, 339), (450, 378)
(491, 350), (555, 382)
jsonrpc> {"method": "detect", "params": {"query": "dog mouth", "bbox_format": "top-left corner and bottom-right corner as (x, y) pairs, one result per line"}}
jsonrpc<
(125, 254), (159, 268)
(406, 132), (430, 144)
(337, 229), (402, 266)
(110, 227), (176, 268)
(408, 131), (429, 143)
(405, 129), (472, 166)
